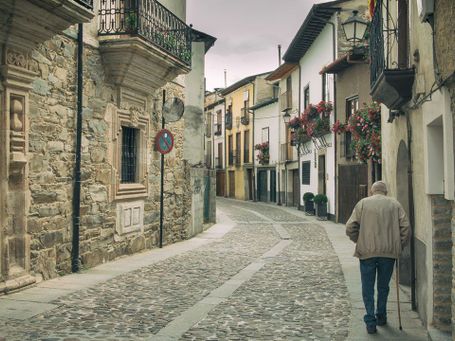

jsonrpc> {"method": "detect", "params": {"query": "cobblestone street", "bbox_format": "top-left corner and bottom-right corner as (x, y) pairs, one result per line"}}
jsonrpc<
(0, 198), (428, 341)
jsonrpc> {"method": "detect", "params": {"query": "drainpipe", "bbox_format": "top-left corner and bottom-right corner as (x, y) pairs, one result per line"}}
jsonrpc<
(224, 100), (228, 197)
(406, 112), (417, 310)
(251, 81), (256, 202)
(71, 23), (83, 273)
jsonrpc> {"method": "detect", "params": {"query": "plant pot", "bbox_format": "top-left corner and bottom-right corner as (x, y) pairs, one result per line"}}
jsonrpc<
(315, 202), (327, 220)
(304, 200), (315, 216)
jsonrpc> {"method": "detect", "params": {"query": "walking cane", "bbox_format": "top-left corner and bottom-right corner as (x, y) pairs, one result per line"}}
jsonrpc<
(396, 260), (403, 330)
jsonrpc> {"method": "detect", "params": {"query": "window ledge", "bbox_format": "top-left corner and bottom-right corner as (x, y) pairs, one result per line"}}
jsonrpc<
(115, 183), (148, 201)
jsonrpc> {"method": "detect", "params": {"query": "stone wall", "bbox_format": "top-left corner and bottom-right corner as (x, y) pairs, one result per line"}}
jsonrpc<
(434, 0), (455, 84)
(431, 195), (453, 332)
(25, 30), (192, 280)
(435, 1), (455, 333)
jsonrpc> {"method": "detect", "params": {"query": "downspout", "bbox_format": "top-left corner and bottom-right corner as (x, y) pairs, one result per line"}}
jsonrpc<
(224, 99), (227, 197)
(251, 81), (256, 202)
(71, 23), (83, 273)
(406, 112), (417, 310)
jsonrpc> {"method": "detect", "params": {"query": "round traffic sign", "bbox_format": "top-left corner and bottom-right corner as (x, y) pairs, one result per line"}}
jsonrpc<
(155, 129), (174, 154)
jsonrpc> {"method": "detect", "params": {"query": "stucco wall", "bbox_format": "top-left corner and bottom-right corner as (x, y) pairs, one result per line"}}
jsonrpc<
(298, 21), (336, 214)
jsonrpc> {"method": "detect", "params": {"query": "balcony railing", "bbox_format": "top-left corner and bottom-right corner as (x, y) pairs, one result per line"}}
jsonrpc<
(370, 1), (385, 88)
(369, 0), (414, 110)
(240, 115), (250, 125)
(98, 0), (192, 66)
(76, 0), (93, 8)
(280, 91), (292, 112)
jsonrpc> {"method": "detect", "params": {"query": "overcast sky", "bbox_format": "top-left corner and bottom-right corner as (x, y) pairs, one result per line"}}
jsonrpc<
(187, 0), (325, 91)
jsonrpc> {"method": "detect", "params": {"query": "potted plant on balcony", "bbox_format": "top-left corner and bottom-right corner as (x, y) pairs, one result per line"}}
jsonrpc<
(331, 102), (381, 163)
(303, 192), (315, 215)
(255, 141), (269, 165)
(314, 194), (328, 220)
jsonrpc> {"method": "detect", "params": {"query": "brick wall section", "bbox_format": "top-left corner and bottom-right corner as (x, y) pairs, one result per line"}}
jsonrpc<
(431, 195), (453, 332)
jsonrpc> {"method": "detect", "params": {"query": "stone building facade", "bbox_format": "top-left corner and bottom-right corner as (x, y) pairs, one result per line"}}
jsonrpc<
(0, 0), (214, 294)
(369, 0), (454, 336)
(433, 0), (455, 334)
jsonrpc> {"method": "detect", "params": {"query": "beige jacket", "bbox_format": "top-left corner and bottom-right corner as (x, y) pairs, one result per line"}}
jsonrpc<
(346, 194), (410, 259)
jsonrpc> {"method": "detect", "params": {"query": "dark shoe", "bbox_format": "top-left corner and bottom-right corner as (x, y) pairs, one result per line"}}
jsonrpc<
(366, 325), (377, 334)
(376, 315), (387, 326)
(377, 318), (387, 326)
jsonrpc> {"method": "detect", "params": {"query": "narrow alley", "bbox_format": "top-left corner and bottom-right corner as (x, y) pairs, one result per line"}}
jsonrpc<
(0, 199), (427, 340)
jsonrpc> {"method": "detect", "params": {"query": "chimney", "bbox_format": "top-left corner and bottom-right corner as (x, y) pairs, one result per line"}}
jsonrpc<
(278, 44), (282, 66)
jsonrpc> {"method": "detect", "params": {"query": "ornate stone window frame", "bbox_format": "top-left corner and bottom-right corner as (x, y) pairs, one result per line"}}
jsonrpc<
(112, 105), (150, 200)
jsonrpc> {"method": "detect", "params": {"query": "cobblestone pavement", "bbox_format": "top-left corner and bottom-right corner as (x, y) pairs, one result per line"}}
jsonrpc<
(0, 198), (350, 340)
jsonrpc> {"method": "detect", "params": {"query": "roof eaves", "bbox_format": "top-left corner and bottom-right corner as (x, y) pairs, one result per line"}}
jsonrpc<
(283, 1), (347, 63)
(220, 71), (271, 96)
(250, 98), (278, 111)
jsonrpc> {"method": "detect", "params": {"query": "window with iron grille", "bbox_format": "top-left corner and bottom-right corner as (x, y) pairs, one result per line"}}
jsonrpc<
(121, 126), (138, 183)
(345, 96), (359, 158)
(301, 161), (311, 185)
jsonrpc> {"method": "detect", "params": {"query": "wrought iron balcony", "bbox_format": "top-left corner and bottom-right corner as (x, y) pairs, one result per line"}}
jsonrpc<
(369, 0), (414, 110)
(240, 107), (250, 125)
(240, 115), (250, 125)
(98, 0), (192, 66)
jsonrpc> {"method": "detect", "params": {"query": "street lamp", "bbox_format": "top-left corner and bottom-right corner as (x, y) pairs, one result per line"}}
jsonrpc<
(283, 110), (291, 124)
(342, 10), (368, 45)
(280, 110), (291, 207)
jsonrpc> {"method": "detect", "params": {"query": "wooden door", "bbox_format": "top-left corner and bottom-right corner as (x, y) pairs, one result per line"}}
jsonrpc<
(338, 164), (368, 223)
(257, 170), (268, 202)
(228, 171), (235, 198)
(318, 155), (326, 195)
(270, 170), (276, 203)
(247, 169), (253, 200)
(216, 171), (225, 197)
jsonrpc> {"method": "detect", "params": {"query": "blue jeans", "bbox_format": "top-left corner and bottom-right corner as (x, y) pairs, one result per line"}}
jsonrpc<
(360, 257), (395, 327)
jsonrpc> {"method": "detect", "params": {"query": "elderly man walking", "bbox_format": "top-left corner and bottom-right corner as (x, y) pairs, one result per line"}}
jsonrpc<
(346, 181), (410, 334)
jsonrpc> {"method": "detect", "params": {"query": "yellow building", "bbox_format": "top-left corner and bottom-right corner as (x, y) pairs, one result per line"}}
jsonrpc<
(221, 73), (272, 200)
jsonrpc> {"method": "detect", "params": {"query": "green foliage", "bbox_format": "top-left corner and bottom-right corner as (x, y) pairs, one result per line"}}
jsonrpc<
(303, 192), (314, 202)
(314, 194), (328, 204)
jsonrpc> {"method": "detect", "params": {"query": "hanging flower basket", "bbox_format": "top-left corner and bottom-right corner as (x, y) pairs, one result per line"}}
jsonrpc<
(332, 102), (381, 163)
(289, 101), (333, 145)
